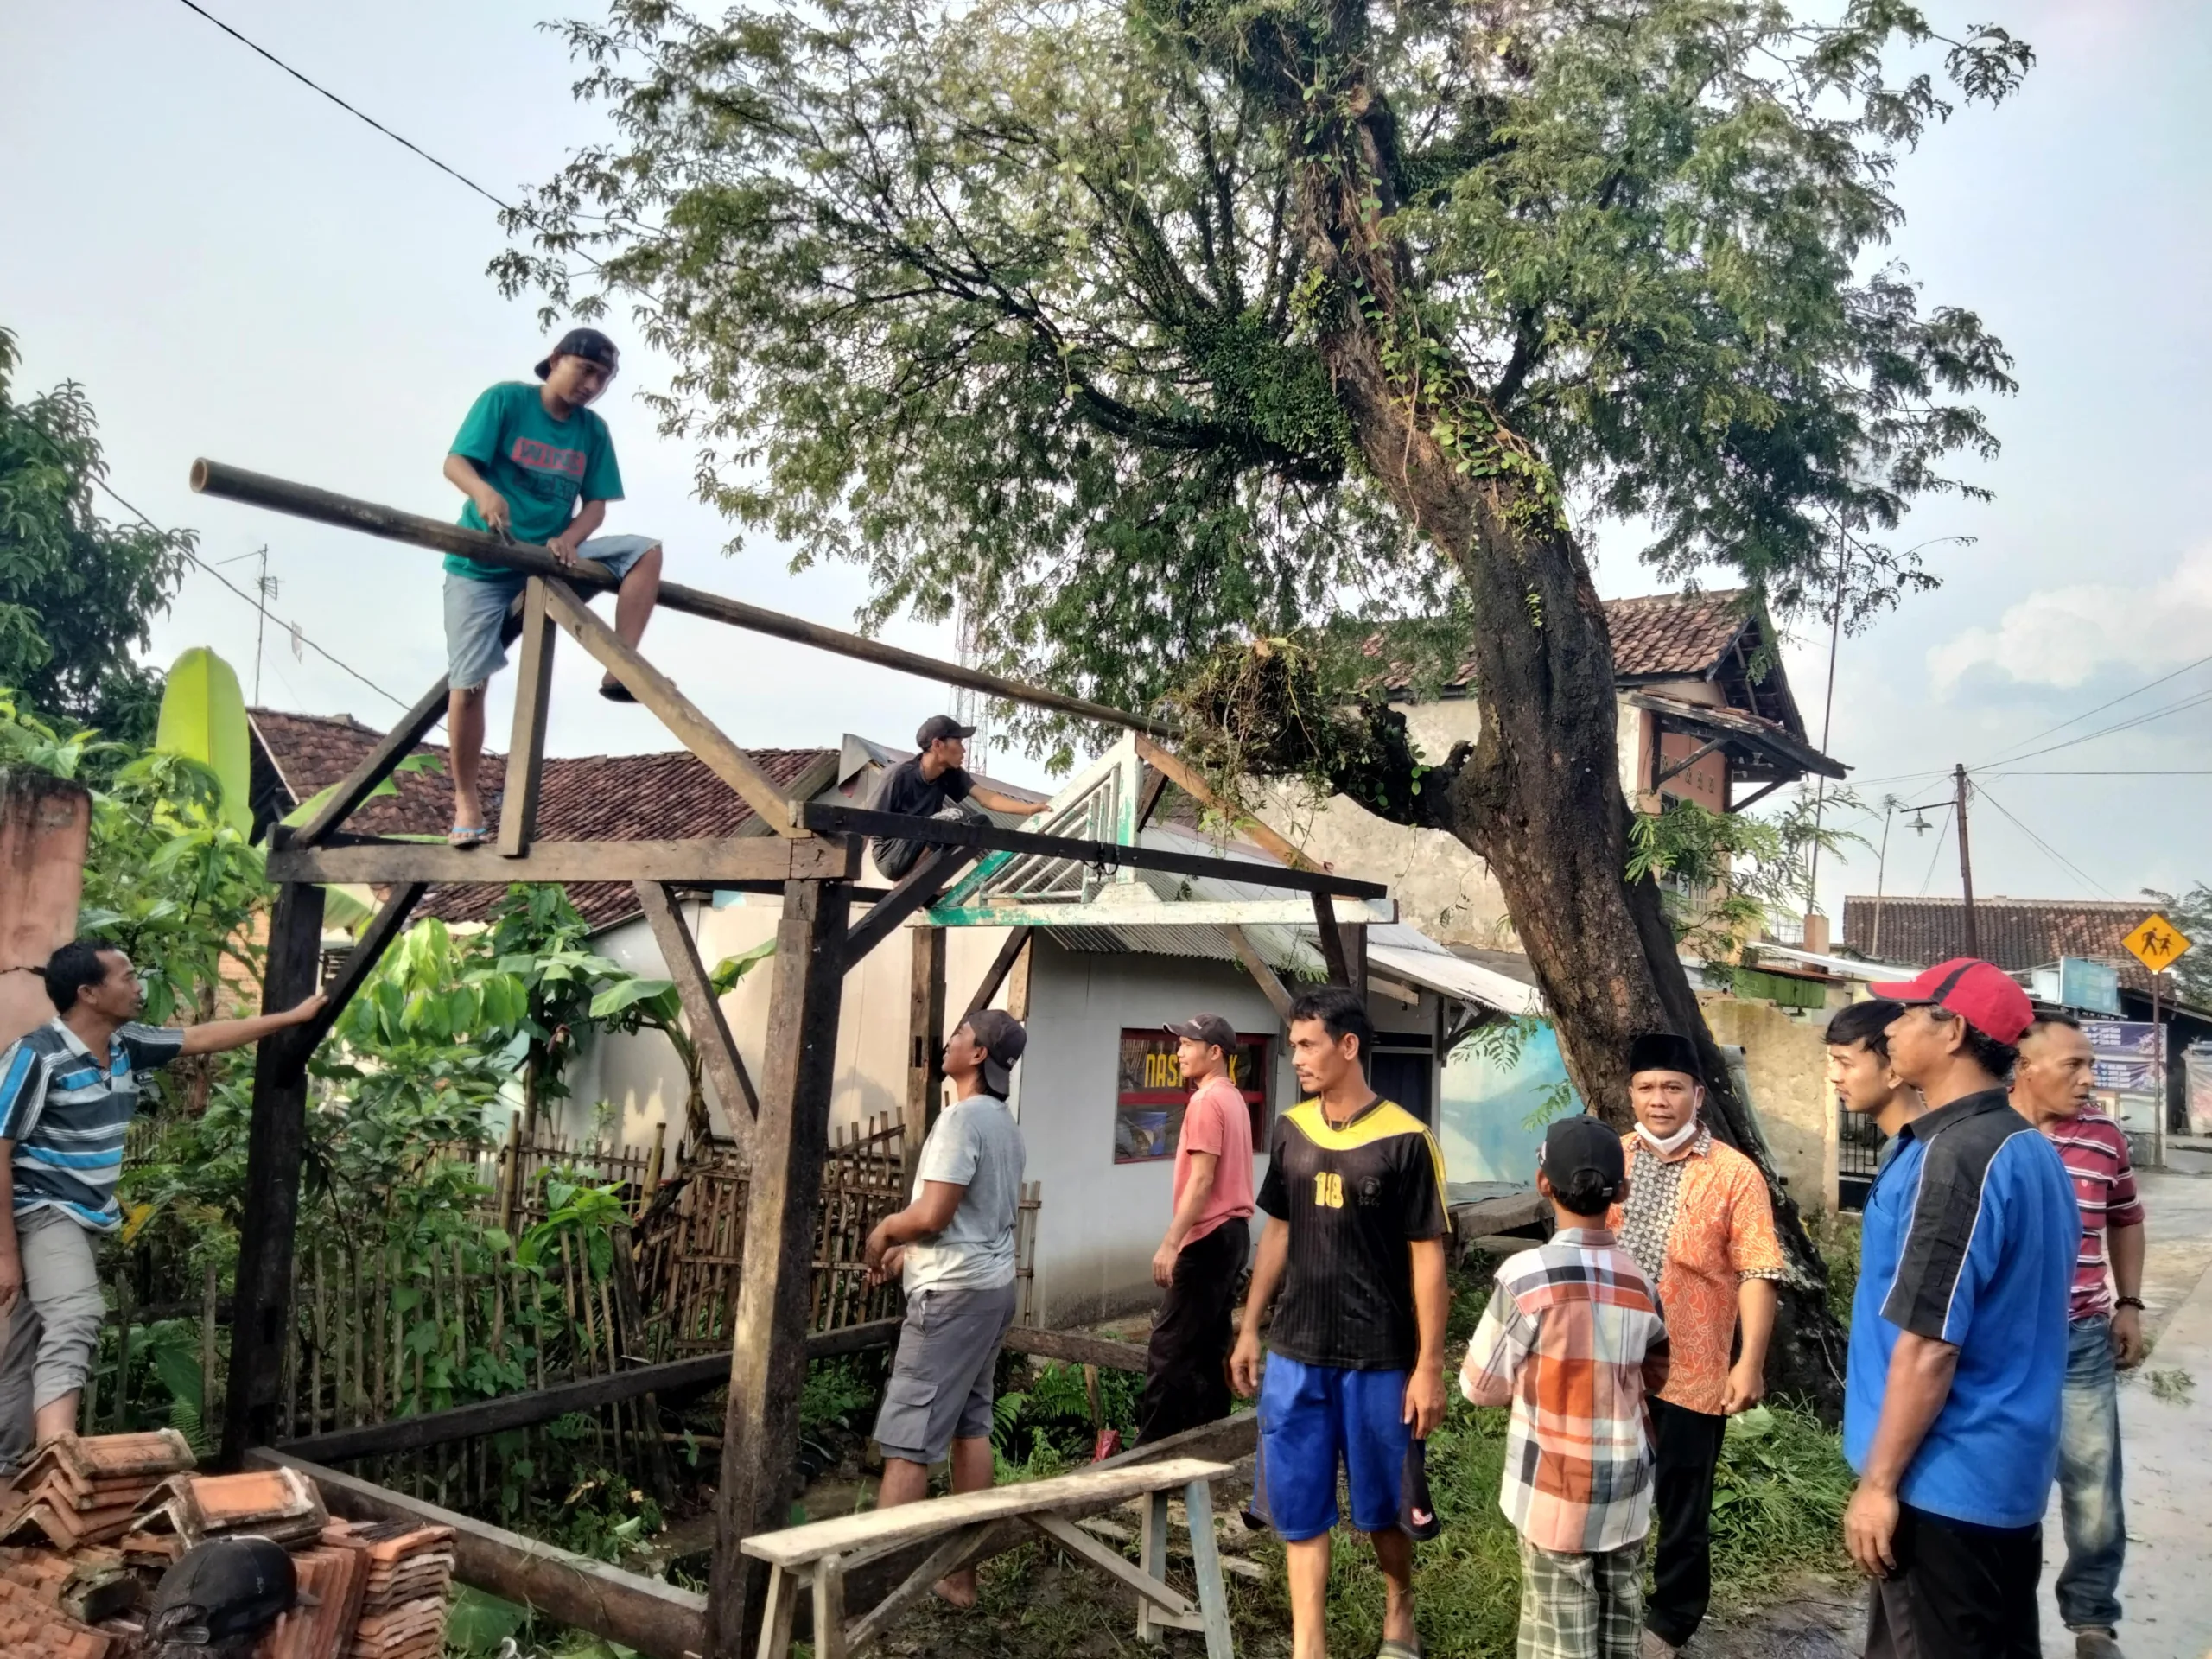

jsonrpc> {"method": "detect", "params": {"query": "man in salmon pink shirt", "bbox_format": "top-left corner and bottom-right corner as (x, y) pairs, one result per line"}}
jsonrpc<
(1137, 1013), (1257, 1444)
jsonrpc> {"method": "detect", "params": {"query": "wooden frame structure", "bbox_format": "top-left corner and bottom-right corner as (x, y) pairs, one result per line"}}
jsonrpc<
(188, 461), (1392, 1658)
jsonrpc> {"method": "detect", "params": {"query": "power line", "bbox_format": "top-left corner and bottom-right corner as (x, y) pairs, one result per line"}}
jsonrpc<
(94, 478), (410, 710)
(1972, 783), (2117, 900)
(1985, 770), (2212, 778)
(1974, 645), (2212, 769)
(1989, 683), (2212, 769)
(1915, 803), (1955, 897)
(170, 0), (514, 214)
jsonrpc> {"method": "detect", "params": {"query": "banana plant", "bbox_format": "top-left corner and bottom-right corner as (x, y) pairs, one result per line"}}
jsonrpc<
(588, 938), (779, 1151)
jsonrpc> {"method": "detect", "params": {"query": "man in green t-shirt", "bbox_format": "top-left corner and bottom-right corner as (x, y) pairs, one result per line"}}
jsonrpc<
(439, 327), (664, 844)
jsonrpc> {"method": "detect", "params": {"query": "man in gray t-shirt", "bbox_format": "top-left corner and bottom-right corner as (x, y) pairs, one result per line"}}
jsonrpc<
(863, 1009), (1028, 1607)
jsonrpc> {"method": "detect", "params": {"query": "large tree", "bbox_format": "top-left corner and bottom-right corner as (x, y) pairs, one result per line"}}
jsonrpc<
(505, 0), (2029, 1393)
(0, 327), (193, 744)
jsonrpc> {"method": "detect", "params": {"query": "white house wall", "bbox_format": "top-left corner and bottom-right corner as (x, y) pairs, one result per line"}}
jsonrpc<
(558, 898), (1029, 1149)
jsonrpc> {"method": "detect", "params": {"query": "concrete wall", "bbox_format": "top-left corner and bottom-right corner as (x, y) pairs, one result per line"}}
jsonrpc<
(1697, 992), (1833, 1217)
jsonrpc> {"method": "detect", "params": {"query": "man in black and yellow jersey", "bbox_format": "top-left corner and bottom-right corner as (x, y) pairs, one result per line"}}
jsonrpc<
(1230, 985), (1450, 1659)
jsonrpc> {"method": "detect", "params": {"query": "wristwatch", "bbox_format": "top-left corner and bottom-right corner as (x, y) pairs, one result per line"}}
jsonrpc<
(2114, 1296), (2145, 1311)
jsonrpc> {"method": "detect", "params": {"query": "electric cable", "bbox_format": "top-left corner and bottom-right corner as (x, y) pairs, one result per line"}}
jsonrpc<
(93, 477), (410, 710)
(1971, 783), (2117, 901)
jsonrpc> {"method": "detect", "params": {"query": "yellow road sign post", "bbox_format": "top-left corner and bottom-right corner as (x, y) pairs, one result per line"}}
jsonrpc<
(2121, 913), (2192, 976)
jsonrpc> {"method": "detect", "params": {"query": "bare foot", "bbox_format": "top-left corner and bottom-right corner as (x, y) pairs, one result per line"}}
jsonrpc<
(931, 1573), (978, 1609)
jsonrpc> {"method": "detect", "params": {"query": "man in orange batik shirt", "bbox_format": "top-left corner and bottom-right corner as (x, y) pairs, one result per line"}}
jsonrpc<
(1606, 1032), (1786, 1659)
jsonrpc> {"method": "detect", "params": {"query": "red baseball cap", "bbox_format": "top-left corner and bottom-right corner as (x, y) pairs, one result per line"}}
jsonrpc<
(1867, 957), (2034, 1046)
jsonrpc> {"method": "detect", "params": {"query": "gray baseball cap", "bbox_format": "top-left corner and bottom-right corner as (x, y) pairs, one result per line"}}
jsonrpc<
(964, 1008), (1027, 1096)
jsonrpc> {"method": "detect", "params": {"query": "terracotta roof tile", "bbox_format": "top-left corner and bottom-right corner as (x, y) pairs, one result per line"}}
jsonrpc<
(1368, 590), (1757, 690)
(248, 708), (836, 931)
(0, 1577), (111, 1659)
(124, 1468), (327, 1550)
(1840, 895), (2170, 996)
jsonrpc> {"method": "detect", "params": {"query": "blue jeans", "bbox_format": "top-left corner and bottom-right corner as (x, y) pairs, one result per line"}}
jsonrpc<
(2055, 1315), (2125, 1631)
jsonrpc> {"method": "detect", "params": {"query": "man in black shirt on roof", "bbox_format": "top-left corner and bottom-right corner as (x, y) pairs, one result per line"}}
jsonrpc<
(1230, 985), (1450, 1659)
(867, 715), (1045, 879)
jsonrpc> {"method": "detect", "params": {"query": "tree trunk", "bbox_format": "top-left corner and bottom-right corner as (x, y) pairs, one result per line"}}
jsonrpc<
(1243, 8), (1845, 1406)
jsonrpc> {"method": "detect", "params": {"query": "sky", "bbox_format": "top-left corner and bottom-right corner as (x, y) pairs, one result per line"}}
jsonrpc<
(4, 0), (2210, 930)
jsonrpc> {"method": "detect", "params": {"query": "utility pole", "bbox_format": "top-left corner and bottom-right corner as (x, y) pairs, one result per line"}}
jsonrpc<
(1954, 763), (1977, 958)
(1871, 796), (1898, 958)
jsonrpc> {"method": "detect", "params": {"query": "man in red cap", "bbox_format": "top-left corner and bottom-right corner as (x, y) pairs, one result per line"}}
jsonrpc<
(1843, 958), (2080, 1659)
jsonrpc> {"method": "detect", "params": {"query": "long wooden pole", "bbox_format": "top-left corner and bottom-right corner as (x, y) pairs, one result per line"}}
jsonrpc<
(221, 878), (327, 1465)
(709, 879), (853, 1657)
(191, 461), (1173, 740)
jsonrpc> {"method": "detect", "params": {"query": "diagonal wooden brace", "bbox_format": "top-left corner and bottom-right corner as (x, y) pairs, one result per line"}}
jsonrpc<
(633, 880), (759, 1134)
(537, 578), (804, 837)
(842, 844), (982, 963)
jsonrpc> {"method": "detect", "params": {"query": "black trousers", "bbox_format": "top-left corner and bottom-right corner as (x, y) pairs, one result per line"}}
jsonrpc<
(1136, 1223), (1247, 1445)
(1866, 1503), (2042, 1659)
(1646, 1396), (1729, 1647)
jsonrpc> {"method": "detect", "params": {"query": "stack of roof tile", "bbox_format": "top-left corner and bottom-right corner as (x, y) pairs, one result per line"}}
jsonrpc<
(0, 1574), (110, 1659)
(0, 1546), (133, 1626)
(0, 1433), (195, 1550)
(329, 1519), (455, 1659)
(253, 1530), (370, 1659)
(120, 1468), (329, 1565)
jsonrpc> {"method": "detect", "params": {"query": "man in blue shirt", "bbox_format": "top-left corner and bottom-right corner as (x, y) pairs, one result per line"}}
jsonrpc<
(1845, 958), (2080, 1659)
(0, 940), (324, 1469)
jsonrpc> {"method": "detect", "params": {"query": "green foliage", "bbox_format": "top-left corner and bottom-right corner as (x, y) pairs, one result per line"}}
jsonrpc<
(0, 689), (104, 779)
(153, 648), (252, 836)
(504, 1), (2027, 759)
(1708, 1404), (1854, 1586)
(1629, 794), (1865, 957)
(989, 1359), (1141, 1471)
(443, 1587), (530, 1655)
(0, 326), (192, 743)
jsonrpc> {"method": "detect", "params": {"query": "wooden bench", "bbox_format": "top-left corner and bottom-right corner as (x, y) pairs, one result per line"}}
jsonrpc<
(740, 1455), (1238, 1659)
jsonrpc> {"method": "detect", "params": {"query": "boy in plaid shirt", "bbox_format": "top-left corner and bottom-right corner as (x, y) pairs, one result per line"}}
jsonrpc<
(1461, 1117), (1669, 1659)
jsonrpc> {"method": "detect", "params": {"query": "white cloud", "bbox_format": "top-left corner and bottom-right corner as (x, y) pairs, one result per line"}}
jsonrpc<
(1928, 543), (2212, 694)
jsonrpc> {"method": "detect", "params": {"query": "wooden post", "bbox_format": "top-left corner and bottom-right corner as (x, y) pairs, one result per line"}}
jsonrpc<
(905, 926), (944, 1170)
(220, 878), (326, 1467)
(498, 578), (557, 857)
(708, 879), (852, 1658)
(1345, 923), (1368, 1004)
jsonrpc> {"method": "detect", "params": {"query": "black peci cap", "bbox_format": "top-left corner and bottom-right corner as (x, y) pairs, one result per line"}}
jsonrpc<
(535, 327), (621, 381)
(1628, 1031), (1702, 1082)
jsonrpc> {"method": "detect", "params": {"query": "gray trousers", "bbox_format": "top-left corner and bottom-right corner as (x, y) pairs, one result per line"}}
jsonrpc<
(0, 1207), (106, 1472)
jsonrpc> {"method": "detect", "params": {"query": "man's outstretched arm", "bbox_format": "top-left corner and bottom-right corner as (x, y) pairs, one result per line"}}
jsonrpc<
(178, 994), (326, 1057)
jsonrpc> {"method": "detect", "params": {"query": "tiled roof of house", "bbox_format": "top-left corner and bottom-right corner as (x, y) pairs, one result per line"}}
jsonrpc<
(1602, 590), (1755, 677)
(1840, 894), (2166, 995)
(248, 709), (834, 931)
(1370, 590), (1758, 693)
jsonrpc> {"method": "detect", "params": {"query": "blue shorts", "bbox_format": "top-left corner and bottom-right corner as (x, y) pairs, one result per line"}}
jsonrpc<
(1253, 1354), (1411, 1541)
(442, 533), (658, 691)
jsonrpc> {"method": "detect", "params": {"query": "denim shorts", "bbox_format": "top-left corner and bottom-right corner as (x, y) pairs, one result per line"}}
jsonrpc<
(442, 533), (657, 691)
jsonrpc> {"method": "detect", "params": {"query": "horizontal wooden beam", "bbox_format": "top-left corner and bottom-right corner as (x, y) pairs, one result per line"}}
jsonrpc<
(803, 804), (1387, 899)
(1001, 1327), (1151, 1374)
(931, 897), (1394, 929)
(276, 1318), (902, 1464)
(245, 1450), (708, 1659)
(269, 836), (859, 887)
(191, 460), (1173, 739)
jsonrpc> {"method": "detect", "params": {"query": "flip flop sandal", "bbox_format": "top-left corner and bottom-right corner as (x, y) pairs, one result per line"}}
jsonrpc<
(599, 679), (639, 702)
(448, 823), (492, 848)
(1376, 1642), (1422, 1659)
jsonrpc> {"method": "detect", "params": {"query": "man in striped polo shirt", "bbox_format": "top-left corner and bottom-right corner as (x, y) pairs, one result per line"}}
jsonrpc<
(0, 939), (324, 1471)
(2012, 1013), (2145, 1659)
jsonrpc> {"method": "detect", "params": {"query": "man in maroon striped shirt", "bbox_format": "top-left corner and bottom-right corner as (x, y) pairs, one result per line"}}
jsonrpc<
(2011, 1014), (2146, 1659)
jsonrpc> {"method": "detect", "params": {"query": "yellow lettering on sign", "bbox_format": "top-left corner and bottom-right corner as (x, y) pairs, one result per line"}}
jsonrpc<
(1313, 1171), (1344, 1209)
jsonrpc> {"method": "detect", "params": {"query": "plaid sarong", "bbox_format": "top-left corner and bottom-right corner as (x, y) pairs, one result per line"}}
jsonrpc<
(1516, 1535), (1644, 1659)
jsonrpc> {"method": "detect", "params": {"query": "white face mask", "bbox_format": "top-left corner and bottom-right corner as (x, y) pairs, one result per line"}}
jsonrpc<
(1635, 1116), (1700, 1156)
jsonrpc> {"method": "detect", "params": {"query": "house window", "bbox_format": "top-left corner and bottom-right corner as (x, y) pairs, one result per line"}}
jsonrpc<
(1113, 1029), (1270, 1164)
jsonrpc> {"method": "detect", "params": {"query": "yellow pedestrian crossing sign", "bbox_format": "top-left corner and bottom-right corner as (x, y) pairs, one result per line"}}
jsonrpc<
(2122, 913), (2192, 975)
